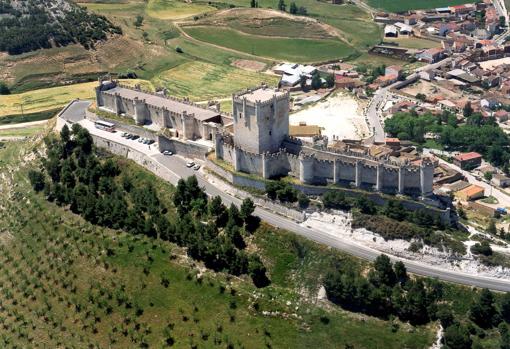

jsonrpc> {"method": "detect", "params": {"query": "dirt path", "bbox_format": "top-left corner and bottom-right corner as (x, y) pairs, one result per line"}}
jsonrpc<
(175, 8), (357, 63)
(174, 21), (278, 63)
(0, 120), (48, 130)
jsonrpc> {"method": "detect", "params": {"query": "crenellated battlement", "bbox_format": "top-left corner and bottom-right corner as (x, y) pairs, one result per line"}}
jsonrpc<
(232, 84), (289, 107)
(108, 82), (224, 115)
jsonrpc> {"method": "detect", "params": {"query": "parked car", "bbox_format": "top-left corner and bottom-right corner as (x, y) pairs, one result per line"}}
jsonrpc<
(121, 132), (127, 137)
(163, 150), (173, 156)
(131, 135), (139, 140)
(137, 137), (144, 143)
(193, 164), (201, 171)
(186, 161), (195, 168)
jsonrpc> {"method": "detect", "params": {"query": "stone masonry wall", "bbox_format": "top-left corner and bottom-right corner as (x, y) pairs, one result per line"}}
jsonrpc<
(157, 135), (210, 160)
(237, 150), (263, 177)
(92, 135), (180, 184)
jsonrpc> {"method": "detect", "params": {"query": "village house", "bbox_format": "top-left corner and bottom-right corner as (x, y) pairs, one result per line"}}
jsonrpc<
(417, 48), (445, 63)
(385, 65), (403, 78)
(455, 184), (485, 201)
(453, 152), (483, 170)
(335, 76), (358, 89)
(492, 174), (510, 188)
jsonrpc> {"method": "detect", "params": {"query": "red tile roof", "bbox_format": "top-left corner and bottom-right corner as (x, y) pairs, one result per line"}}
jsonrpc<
(455, 152), (482, 162)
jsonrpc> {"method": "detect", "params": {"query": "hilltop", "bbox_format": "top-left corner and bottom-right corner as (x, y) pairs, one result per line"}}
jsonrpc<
(0, 0), (121, 54)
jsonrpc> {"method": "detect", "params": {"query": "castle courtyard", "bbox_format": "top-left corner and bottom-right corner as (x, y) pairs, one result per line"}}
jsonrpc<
(289, 93), (370, 141)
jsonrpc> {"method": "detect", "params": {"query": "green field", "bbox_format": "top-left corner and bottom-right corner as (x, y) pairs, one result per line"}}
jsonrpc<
(366, 0), (470, 12)
(1, 0), (383, 122)
(385, 37), (440, 50)
(0, 80), (152, 117)
(152, 61), (280, 100)
(0, 139), (441, 348)
(147, 0), (215, 19)
(183, 26), (353, 62)
(0, 124), (45, 138)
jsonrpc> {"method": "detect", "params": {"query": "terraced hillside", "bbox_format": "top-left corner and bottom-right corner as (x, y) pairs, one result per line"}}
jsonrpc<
(0, 135), (440, 349)
(1, 121), (510, 348)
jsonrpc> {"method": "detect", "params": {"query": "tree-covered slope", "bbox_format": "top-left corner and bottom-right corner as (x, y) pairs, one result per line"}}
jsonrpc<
(0, 0), (122, 55)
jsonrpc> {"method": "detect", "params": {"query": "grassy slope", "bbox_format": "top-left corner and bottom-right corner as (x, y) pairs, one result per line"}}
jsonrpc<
(0, 125), (45, 137)
(366, 0), (470, 12)
(146, 0), (216, 19)
(0, 0), (383, 120)
(201, 1), (381, 49)
(0, 79), (152, 117)
(183, 26), (353, 62)
(0, 139), (439, 348)
(152, 61), (280, 100)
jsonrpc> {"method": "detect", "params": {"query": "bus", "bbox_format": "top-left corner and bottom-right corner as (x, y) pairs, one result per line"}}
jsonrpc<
(94, 120), (115, 132)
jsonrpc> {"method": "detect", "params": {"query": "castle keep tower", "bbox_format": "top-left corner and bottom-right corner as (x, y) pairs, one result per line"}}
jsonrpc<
(232, 86), (290, 154)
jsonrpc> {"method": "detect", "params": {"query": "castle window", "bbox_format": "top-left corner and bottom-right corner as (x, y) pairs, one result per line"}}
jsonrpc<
(239, 112), (242, 119)
(269, 131), (272, 136)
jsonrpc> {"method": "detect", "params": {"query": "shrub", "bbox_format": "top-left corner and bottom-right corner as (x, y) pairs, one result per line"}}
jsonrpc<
(470, 242), (493, 256)
(28, 170), (46, 192)
(0, 82), (10, 95)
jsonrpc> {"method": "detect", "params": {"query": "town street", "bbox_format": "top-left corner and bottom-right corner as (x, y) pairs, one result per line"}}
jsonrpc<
(58, 100), (510, 291)
(425, 149), (510, 208)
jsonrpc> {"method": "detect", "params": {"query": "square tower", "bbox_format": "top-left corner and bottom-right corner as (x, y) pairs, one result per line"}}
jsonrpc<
(232, 86), (290, 154)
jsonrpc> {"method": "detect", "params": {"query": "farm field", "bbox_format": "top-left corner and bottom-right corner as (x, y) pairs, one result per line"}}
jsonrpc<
(146, 0), (215, 19)
(182, 26), (353, 62)
(0, 124), (45, 138)
(0, 80), (152, 117)
(190, 8), (336, 39)
(384, 37), (440, 50)
(0, 139), (440, 349)
(192, 3), (381, 50)
(366, 0), (470, 12)
(1, 0), (382, 102)
(152, 61), (280, 101)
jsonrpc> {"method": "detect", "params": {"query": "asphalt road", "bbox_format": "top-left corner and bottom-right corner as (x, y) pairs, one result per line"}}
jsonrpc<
(426, 150), (510, 208)
(60, 98), (510, 292)
(154, 150), (510, 292)
(59, 100), (91, 123)
(366, 88), (387, 143)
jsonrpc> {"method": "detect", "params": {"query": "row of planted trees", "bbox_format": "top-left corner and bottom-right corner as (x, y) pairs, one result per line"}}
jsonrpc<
(29, 124), (270, 288)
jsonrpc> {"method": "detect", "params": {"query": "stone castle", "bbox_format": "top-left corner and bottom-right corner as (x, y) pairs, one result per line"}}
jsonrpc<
(95, 79), (226, 141)
(96, 79), (434, 196)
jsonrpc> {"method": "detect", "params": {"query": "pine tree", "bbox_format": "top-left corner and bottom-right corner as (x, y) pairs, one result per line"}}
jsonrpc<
(470, 288), (497, 328)
(240, 198), (255, 222)
(487, 220), (497, 236)
(277, 0), (286, 11)
(289, 2), (297, 14)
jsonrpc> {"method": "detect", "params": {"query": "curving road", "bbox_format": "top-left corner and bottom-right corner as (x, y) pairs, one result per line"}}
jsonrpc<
(62, 97), (510, 292)
(153, 151), (510, 292)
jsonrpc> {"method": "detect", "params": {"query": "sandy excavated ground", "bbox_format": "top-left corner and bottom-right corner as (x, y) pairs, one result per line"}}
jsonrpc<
(401, 80), (463, 101)
(289, 93), (369, 141)
(479, 57), (510, 70)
